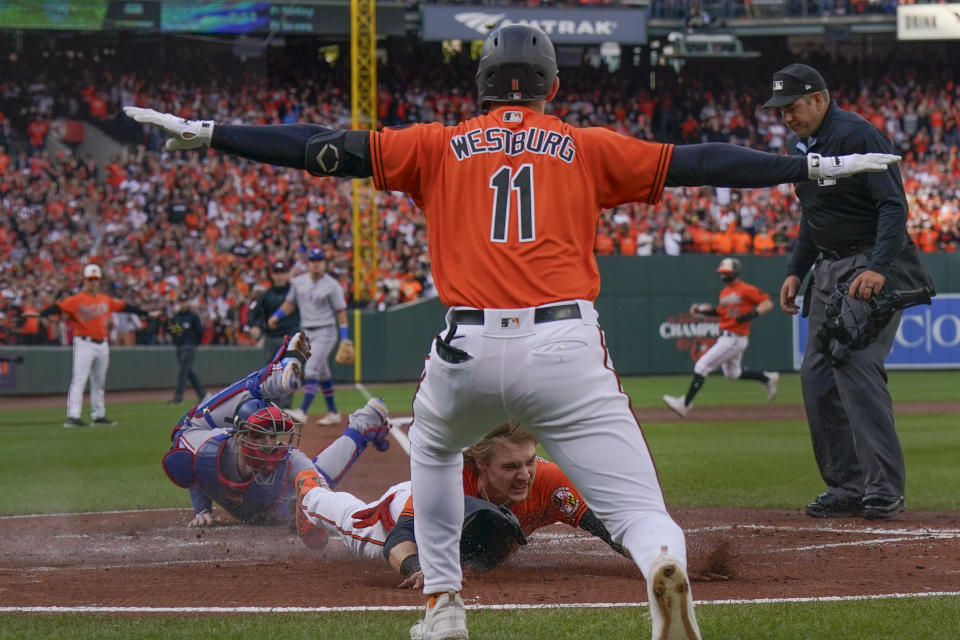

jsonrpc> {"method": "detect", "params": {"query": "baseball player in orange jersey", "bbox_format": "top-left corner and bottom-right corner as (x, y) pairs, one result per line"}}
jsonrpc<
(293, 423), (625, 589)
(663, 257), (779, 417)
(32, 264), (157, 428)
(125, 24), (899, 639)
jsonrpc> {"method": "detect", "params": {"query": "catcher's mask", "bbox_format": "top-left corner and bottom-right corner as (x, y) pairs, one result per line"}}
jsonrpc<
(816, 284), (932, 368)
(476, 24), (558, 110)
(233, 400), (301, 485)
(716, 257), (741, 283)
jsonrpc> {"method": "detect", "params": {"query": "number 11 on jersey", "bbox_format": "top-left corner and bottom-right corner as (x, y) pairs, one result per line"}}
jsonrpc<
(489, 164), (536, 243)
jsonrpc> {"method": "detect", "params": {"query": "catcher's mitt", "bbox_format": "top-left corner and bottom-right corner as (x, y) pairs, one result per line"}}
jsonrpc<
(816, 285), (933, 367)
(334, 339), (355, 365)
(460, 496), (527, 573)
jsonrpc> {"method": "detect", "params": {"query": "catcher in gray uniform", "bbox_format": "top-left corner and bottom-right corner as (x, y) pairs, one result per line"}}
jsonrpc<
(268, 247), (351, 425)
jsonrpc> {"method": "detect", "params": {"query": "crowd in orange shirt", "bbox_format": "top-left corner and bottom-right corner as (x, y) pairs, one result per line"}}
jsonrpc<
(2, 39), (959, 344)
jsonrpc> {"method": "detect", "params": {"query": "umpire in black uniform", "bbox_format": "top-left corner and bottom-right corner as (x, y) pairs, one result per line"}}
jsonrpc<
(771, 64), (935, 520)
(247, 258), (300, 409)
(168, 294), (207, 405)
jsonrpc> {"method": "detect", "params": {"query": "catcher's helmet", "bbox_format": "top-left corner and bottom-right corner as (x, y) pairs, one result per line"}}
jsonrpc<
(476, 24), (558, 109)
(233, 399), (301, 485)
(716, 257), (742, 280)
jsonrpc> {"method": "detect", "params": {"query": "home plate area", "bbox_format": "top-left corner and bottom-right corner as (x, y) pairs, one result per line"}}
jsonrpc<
(0, 506), (957, 609)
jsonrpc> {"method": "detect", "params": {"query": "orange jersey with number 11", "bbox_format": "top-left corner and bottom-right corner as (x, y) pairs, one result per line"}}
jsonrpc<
(370, 106), (673, 309)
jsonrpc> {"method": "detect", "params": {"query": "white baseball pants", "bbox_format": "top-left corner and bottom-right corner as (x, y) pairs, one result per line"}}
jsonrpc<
(410, 300), (686, 595)
(67, 337), (109, 420)
(693, 332), (749, 379)
(299, 481), (411, 559)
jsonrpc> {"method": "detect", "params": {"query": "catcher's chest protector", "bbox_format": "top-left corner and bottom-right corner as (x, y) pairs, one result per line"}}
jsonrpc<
(193, 437), (291, 523)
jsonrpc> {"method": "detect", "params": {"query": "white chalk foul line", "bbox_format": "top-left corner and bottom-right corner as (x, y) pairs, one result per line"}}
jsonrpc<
(0, 508), (186, 520)
(386, 417), (411, 455)
(687, 523), (960, 536)
(2, 591), (959, 615)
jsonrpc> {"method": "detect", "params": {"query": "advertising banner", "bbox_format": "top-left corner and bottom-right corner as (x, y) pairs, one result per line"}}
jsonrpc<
(105, 1), (160, 30)
(161, 1), (269, 33)
(897, 4), (960, 40)
(422, 5), (647, 44)
(792, 294), (960, 369)
(0, 1), (109, 30)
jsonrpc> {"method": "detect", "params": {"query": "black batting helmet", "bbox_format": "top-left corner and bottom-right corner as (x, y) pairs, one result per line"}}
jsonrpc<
(475, 24), (558, 109)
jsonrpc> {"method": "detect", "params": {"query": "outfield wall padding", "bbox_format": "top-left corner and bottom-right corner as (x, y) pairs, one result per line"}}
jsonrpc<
(3, 253), (954, 394)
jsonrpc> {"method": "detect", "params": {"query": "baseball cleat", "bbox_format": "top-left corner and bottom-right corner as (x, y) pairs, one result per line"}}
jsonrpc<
(294, 469), (331, 550)
(763, 371), (780, 401)
(285, 408), (308, 425)
(410, 591), (468, 640)
(91, 417), (118, 426)
(280, 359), (304, 394)
(862, 495), (905, 520)
(63, 417), (89, 428)
(662, 395), (691, 418)
(286, 331), (311, 361)
(805, 492), (864, 518)
(647, 548), (701, 640)
(317, 411), (342, 426)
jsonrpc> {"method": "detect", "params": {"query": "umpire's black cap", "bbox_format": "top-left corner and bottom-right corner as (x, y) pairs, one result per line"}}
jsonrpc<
(762, 63), (827, 108)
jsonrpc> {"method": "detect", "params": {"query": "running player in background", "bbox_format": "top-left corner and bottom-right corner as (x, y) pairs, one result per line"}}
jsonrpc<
(125, 23), (898, 638)
(267, 248), (348, 425)
(30, 264), (158, 428)
(663, 257), (779, 417)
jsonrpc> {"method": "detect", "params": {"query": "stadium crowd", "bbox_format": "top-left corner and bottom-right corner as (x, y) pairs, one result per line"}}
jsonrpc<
(1, 39), (958, 345)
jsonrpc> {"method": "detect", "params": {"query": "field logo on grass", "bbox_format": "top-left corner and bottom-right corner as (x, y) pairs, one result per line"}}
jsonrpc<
(793, 293), (960, 370)
(658, 312), (720, 363)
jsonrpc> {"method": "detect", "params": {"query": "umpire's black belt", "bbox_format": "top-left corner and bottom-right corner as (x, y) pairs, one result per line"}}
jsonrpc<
(820, 244), (874, 260)
(451, 303), (581, 325)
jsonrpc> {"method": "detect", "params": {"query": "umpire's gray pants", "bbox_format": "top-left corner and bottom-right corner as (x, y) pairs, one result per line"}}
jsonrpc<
(801, 254), (904, 501)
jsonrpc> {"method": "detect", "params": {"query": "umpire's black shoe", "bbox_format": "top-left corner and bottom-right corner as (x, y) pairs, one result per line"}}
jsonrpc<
(63, 417), (88, 428)
(863, 496), (905, 520)
(805, 492), (864, 518)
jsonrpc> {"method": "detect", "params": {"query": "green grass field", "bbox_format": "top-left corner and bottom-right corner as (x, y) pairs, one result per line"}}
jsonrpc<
(2, 370), (958, 638)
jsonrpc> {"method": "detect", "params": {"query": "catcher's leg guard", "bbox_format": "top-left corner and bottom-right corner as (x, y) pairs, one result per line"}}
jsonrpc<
(346, 397), (390, 451)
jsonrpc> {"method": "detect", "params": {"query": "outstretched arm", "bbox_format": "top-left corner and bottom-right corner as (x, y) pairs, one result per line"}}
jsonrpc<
(665, 143), (899, 188)
(122, 107), (373, 178)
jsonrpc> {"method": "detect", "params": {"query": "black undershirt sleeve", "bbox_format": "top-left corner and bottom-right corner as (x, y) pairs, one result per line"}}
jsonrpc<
(382, 513), (417, 560)
(212, 124), (330, 169)
(578, 508), (626, 556)
(666, 143), (807, 188)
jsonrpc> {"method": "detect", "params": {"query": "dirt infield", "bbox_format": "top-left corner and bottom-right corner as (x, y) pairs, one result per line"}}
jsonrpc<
(2, 405), (959, 609)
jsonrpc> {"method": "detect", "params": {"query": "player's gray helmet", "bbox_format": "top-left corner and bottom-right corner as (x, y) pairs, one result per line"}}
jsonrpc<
(475, 24), (558, 109)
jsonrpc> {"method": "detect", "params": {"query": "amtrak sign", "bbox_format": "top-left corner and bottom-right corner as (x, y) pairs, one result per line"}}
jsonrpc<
(422, 6), (647, 44)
